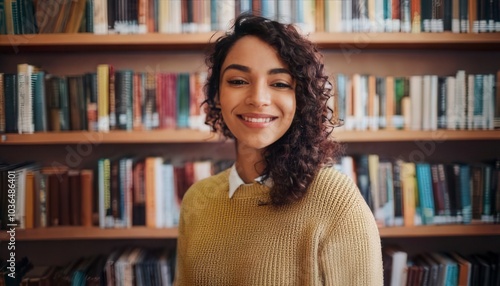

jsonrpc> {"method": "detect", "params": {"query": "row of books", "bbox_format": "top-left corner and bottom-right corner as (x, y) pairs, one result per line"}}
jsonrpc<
(2, 0), (499, 35)
(0, 64), (210, 134)
(333, 71), (500, 131)
(3, 65), (499, 134)
(334, 155), (500, 227)
(2, 154), (498, 230)
(0, 159), (232, 230)
(383, 246), (500, 286)
(1, 247), (176, 286)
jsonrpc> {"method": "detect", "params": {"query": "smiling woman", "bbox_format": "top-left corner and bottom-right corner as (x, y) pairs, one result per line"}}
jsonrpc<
(175, 13), (384, 286)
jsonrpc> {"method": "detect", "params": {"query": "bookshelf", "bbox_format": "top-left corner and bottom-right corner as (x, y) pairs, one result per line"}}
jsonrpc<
(1, 30), (499, 280)
(1, 224), (498, 241)
(0, 130), (499, 145)
(1, 33), (500, 52)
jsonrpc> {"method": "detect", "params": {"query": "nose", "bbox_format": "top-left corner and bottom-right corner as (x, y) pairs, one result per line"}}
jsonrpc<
(245, 81), (271, 107)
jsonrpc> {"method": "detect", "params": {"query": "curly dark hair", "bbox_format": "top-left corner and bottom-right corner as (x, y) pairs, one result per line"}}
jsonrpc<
(203, 13), (343, 206)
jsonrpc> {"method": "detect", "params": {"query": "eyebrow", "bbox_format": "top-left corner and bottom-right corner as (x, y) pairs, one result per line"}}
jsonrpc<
(221, 64), (291, 77)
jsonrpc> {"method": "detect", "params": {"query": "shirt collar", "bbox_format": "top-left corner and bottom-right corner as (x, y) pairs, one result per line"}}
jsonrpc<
(228, 164), (273, 198)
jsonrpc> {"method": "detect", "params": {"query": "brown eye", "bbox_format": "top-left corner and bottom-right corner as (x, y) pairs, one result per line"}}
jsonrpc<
(228, 80), (248, 85)
(272, 82), (292, 89)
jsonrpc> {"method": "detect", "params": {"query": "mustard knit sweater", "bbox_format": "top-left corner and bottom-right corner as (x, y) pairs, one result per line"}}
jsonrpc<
(175, 167), (383, 285)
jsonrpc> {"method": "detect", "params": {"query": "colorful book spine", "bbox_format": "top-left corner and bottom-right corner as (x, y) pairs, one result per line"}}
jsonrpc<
(416, 163), (435, 225)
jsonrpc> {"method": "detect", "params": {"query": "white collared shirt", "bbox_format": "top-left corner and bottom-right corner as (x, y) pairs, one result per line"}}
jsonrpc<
(228, 164), (273, 198)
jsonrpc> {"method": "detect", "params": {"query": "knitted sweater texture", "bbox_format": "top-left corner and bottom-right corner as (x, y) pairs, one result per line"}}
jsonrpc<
(175, 167), (383, 285)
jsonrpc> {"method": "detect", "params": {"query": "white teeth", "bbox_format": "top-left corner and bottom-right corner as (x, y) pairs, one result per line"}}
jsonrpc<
(242, 116), (273, 123)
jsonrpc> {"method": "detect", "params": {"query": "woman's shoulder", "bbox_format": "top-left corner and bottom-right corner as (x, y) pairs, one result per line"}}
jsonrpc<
(314, 167), (358, 192)
(308, 167), (360, 204)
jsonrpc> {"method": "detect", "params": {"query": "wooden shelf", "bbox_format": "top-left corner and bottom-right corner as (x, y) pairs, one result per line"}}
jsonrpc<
(1, 32), (499, 53)
(0, 226), (178, 241)
(332, 130), (500, 142)
(0, 32), (223, 53)
(379, 224), (500, 238)
(1, 224), (498, 241)
(1, 130), (498, 145)
(0, 130), (224, 145)
(311, 32), (500, 50)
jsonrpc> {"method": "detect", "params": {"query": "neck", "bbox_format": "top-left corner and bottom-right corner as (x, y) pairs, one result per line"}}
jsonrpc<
(235, 144), (265, 184)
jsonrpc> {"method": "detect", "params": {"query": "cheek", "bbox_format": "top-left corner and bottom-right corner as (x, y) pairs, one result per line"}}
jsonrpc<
(282, 97), (297, 121)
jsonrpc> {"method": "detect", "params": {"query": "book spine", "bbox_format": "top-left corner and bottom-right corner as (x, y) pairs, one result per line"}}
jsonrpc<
(80, 169), (93, 227)
(97, 64), (110, 132)
(416, 163), (435, 225)
(0, 73), (4, 133)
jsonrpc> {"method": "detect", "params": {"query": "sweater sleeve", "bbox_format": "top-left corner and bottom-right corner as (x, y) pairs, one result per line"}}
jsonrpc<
(318, 179), (384, 286)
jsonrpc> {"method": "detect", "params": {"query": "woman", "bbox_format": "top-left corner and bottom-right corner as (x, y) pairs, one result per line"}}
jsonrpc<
(175, 14), (383, 285)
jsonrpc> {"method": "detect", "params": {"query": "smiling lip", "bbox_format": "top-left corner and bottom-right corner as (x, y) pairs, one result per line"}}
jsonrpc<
(238, 113), (277, 127)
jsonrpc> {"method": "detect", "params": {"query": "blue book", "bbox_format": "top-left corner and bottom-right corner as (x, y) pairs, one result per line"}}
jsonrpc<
(59, 77), (70, 131)
(473, 74), (484, 129)
(115, 70), (134, 130)
(0, 0), (6, 34)
(4, 74), (18, 133)
(482, 164), (493, 221)
(32, 71), (47, 132)
(261, 0), (276, 20)
(416, 163), (435, 225)
(239, 0), (252, 13)
(459, 164), (472, 224)
(176, 73), (190, 129)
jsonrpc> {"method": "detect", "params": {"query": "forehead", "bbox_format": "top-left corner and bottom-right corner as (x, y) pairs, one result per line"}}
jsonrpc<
(222, 36), (287, 70)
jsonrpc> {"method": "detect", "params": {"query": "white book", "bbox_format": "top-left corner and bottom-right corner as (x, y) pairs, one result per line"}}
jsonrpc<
(163, 163), (175, 228)
(194, 160), (213, 182)
(446, 76), (456, 130)
(375, 0), (385, 32)
(218, 0), (235, 31)
(384, 247), (408, 286)
(352, 74), (364, 130)
(342, 0), (353, 32)
(430, 75), (438, 130)
(169, 0), (182, 33)
(154, 157), (164, 228)
(455, 70), (467, 130)
(341, 156), (356, 183)
(98, 159), (112, 228)
(277, 0), (293, 24)
(422, 75), (432, 130)
(17, 63), (35, 134)
(93, 0), (108, 35)
(409, 76), (422, 130)
(485, 74), (494, 130)
(467, 74), (475, 129)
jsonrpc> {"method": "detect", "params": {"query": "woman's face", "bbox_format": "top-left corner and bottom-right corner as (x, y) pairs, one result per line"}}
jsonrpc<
(219, 36), (296, 152)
